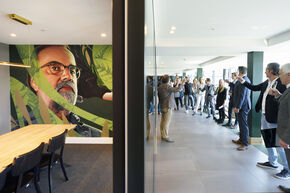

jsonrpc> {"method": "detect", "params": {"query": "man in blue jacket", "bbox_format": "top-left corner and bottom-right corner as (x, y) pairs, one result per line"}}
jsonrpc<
(232, 66), (251, 151)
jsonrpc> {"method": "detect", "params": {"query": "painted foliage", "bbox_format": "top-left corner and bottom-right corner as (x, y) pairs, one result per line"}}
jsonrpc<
(10, 45), (113, 137)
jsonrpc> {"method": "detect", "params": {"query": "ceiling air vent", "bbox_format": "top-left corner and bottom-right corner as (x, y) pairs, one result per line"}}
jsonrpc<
(8, 14), (32, 25)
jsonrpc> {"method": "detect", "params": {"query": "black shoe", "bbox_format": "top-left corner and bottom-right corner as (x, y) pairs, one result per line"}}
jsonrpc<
(222, 122), (231, 127)
(206, 115), (211, 119)
(279, 185), (290, 193)
(274, 169), (290, 180)
(256, 162), (278, 170)
(192, 112), (196, 116)
(217, 120), (224, 124)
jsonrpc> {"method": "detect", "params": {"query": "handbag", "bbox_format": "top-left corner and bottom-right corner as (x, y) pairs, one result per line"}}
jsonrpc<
(261, 128), (279, 148)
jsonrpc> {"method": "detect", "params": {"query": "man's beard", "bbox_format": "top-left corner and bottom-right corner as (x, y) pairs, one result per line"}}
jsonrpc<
(50, 81), (77, 114)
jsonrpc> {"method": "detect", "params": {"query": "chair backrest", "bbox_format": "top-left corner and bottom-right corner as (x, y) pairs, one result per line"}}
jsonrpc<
(0, 166), (11, 190)
(47, 129), (68, 153)
(11, 143), (45, 176)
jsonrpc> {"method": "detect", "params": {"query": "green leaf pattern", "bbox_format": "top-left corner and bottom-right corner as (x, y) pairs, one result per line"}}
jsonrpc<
(13, 45), (113, 133)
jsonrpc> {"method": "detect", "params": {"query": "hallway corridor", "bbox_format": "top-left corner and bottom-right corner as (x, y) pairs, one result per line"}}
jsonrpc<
(146, 110), (290, 193)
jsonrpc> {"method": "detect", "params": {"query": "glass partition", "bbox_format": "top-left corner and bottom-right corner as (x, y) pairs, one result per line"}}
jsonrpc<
(145, 0), (157, 192)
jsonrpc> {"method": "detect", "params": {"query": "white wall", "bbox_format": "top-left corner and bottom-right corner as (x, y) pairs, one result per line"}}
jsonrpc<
(0, 43), (11, 134)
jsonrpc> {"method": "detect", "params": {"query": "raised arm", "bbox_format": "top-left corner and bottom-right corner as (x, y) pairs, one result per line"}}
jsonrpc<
(238, 76), (264, 91)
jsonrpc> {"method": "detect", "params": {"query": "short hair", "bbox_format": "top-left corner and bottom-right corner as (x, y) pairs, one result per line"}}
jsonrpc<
(231, 72), (237, 77)
(146, 76), (152, 83)
(281, 63), (290, 74)
(266, 63), (280, 76)
(206, 78), (211, 82)
(162, 74), (170, 83)
(238, 66), (247, 74)
(34, 45), (70, 58)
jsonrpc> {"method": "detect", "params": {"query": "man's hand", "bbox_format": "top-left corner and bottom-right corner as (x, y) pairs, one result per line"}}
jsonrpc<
(268, 88), (281, 97)
(234, 107), (239, 113)
(225, 79), (230, 84)
(229, 92), (232, 96)
(279, 139), (290, 149)
(237, 76), (244, 82)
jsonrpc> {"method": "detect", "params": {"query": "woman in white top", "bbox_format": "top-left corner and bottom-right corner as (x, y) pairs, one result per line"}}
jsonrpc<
(193, 77), (206, 115)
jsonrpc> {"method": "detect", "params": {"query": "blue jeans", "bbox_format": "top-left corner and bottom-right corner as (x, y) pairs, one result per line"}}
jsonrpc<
(261, 114), (289, 170)
(149, 101), (154, 113)
(184, 95), (194, 110)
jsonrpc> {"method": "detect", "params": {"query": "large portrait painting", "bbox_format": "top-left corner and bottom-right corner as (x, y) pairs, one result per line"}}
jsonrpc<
(10, 45), (113, 137)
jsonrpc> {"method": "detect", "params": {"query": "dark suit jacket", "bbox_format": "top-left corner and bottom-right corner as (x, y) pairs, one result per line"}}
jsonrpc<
(233, 75), (251, 111)
(216, 87), (227, 107)
(277, 87), (290, 143)
(228, 81), (237, 102)
(243, 78), (286, 123)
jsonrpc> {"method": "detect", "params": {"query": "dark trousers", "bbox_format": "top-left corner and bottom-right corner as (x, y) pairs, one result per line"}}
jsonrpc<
(228, 100), (238, 125)
(238, 109), (249, 146)
(218, 107), (225, 121)
(175, 97), (183, 110)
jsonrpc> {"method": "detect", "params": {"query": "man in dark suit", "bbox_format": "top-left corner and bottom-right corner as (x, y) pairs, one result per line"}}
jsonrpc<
(224, 72), (238, 128)
(238, 63), (289, 179)
(269, 63), (290, 192)
(232, 66), (251, 151)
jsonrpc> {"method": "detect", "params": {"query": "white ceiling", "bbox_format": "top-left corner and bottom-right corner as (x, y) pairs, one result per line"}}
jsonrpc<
(0, 0), (112, 44)
(152, 0), (290, 74)
(1, 0), (290, 74)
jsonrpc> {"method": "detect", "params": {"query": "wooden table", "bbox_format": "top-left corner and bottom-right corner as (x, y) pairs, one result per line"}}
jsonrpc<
(0, 124), (75, 172)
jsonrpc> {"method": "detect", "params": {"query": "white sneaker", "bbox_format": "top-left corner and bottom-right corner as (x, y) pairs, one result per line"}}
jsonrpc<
(185, 110), (189, 114)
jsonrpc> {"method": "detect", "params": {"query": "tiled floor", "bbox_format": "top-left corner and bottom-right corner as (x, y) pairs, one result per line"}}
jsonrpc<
(145, 110), (290, 193)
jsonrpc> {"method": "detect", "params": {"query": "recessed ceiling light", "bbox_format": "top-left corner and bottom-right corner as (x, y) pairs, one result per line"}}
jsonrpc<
(170, 26), (176, 30)
(169, 30), (175, 34)
(101, 33), (107, 37)
(10, 33), (16, 37)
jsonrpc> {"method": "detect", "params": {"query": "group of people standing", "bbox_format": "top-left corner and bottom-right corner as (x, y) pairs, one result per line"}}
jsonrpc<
(146, 62), (290, 191)
(173, 76), (228, 124)
(228, 63), (290, 191)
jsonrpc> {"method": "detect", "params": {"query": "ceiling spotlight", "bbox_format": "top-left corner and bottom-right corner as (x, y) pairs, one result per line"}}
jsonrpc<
(170, 26), (176, 30)
(169, 30), (175, 34)
(101, 33), (107, 37)
(10, 33), (16, 37)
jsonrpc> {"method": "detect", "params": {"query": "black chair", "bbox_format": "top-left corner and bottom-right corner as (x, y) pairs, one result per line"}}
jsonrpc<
(0, 166), (11, 192)
(40, 129), (68, 193)
(1, 142), (44, 193)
